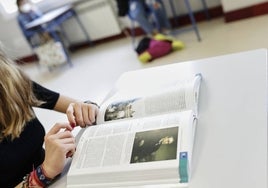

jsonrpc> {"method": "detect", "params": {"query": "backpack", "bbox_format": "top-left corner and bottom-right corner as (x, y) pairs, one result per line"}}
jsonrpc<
(116, 0), (130, 17)
(135, 34), (185, 63)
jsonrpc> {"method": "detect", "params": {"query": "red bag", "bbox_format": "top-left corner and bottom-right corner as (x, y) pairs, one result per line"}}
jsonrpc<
(147, 39), (172, 59)
(135, 34), (184, 63)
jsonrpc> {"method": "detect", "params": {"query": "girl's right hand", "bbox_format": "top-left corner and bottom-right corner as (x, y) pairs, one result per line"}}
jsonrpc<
(42, 122), (76, 179)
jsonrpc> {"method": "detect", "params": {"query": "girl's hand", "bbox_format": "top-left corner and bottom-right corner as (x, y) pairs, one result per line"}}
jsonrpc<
(42, 123), (76, 179)
(66, 102), (99, 128)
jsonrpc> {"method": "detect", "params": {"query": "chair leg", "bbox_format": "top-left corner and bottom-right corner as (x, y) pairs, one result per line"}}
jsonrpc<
(72, 9), (93, 46)
(168, 0), (179, 28)
(184, 0), (201, 41)
(130, 19), (136, 49)
(200, 0), (210, 20)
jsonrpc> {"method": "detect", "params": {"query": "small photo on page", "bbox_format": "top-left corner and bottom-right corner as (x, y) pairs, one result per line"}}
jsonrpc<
(104, 98), (140, 121)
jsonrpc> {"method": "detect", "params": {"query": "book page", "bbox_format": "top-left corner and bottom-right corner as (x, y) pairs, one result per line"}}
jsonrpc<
(96, 74), (201, 124)
(67, 111), (195, 187)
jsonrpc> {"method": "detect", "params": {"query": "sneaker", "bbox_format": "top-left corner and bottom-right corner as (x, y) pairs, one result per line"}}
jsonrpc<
(138, 51), (152, 63)
(153, 33), (174, 41)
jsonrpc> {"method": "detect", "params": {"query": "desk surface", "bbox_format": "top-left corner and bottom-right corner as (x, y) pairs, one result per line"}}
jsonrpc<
(25, 4), (72, 29)
(50, 49), (267, 188)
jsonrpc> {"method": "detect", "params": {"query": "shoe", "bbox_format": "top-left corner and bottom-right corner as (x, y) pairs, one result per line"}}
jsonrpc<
(172, 40), (185, 50)
(138, 51), (152, 63)
(154, 33), (185, 50)
(153, 33), (174, 41)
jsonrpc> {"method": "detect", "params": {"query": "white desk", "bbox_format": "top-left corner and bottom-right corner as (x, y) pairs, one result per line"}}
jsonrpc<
(25, 4), (90, 44)
(50, 49), (267, 188)
(25, 5), (72, 29)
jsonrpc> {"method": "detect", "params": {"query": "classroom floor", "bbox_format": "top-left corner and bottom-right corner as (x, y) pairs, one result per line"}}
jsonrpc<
(19, 14), (268, 135)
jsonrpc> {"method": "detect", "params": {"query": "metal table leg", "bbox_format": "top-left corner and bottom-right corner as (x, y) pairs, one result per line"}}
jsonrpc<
(72, 9), (93, 46)
(184, 0), (201, 41)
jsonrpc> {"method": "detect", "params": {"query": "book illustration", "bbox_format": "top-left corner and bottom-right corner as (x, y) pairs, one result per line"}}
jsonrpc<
(104, 98), (139, 121)
(131, 127), (178, 163)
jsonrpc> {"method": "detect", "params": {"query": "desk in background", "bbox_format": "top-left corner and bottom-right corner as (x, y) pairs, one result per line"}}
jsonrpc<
(49, 49), (267, 187)
(25, 4), (92, 66)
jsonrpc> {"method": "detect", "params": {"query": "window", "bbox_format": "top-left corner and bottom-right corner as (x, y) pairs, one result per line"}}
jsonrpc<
(0, 0), (43, 14)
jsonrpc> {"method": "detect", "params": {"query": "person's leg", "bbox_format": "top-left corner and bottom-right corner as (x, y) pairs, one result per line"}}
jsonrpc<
(147, 0), (171, 32)
(128, 0), (156, 35)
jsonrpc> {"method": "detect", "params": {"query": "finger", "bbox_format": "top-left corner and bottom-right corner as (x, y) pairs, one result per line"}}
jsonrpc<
(66, 151), (74, 158)
(82, 105), (92, 125)
(58, 137), (76, 145)
(54, 130), (74, 140)
(89, 107), (96, 125)
(64, 143), (76, 154)
(47, 123), (72, 136)
(65, 125), (74, 132)
(87, 104), (98, 125)
(66, 103), (76, 127)
(66, 147), (76, 158)
(73, 103), (84, 127)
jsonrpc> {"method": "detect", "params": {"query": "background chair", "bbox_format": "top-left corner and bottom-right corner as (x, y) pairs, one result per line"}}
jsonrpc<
(167, 0), (202, 41)
(130, 0), (205, 47)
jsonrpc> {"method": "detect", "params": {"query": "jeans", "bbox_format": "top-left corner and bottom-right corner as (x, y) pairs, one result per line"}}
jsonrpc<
(128, 0), (171, 34)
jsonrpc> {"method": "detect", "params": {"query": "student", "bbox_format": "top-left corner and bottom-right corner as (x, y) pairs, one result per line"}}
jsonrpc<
(116, 0), (171, 36)
(16, 0), (45, 47)
(16, 0), (60, 48)
(0, 48), (99, 187)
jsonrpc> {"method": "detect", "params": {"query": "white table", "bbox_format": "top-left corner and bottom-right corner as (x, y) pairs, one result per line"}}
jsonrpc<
(25, 4), (90, 43)
(50, 49), (267, 188)
(25, 5), (71, 29)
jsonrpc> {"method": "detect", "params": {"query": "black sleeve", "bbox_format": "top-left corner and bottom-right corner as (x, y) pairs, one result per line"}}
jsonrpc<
(32, 81), (60, 109)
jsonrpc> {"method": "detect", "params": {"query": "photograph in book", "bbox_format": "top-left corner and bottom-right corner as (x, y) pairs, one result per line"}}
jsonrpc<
(97, 74), (202, 125)
(104, 98), (139, 122)
(130, 127), (178, 163)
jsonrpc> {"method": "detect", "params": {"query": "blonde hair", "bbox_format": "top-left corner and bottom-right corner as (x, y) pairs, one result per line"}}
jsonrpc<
(0, 50), (43, 141)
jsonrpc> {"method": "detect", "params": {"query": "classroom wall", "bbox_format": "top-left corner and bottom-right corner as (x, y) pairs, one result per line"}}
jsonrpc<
(0, 0), (221, 58)
(221, 0), (267, 12)
(0, 0), (81, 58)
(0, 6), (32, 58)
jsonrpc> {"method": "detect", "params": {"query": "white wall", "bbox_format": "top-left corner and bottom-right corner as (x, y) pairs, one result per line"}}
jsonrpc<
(221, 0), (267, 12)
(0, 3), (32, 58)
(163, 0), (221, 17)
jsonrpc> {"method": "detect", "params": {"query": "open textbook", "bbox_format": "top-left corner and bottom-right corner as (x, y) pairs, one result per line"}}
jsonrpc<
(67, 74), (202, 188)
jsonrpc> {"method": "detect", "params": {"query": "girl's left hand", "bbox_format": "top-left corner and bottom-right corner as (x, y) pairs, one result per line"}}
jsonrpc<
(66, 102), (99, 128)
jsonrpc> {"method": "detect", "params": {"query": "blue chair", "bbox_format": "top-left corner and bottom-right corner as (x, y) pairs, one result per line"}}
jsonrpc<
(130, 0), (204, 46)
(129, 0), (170, 48)
(168, 0), (202, 41)
(201, 0), (210, 20)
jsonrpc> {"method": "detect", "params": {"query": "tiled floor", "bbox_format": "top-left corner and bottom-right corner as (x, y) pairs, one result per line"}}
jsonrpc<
(19, 15), (268, 135)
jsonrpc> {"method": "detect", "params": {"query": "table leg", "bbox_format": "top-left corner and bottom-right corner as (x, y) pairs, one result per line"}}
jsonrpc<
(183, 0), (201, 41)
(168, 0), (201, 41)
(200, 0), (210, 19)
(72, 9), (93, 46)
(168, 0), (180, 27)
